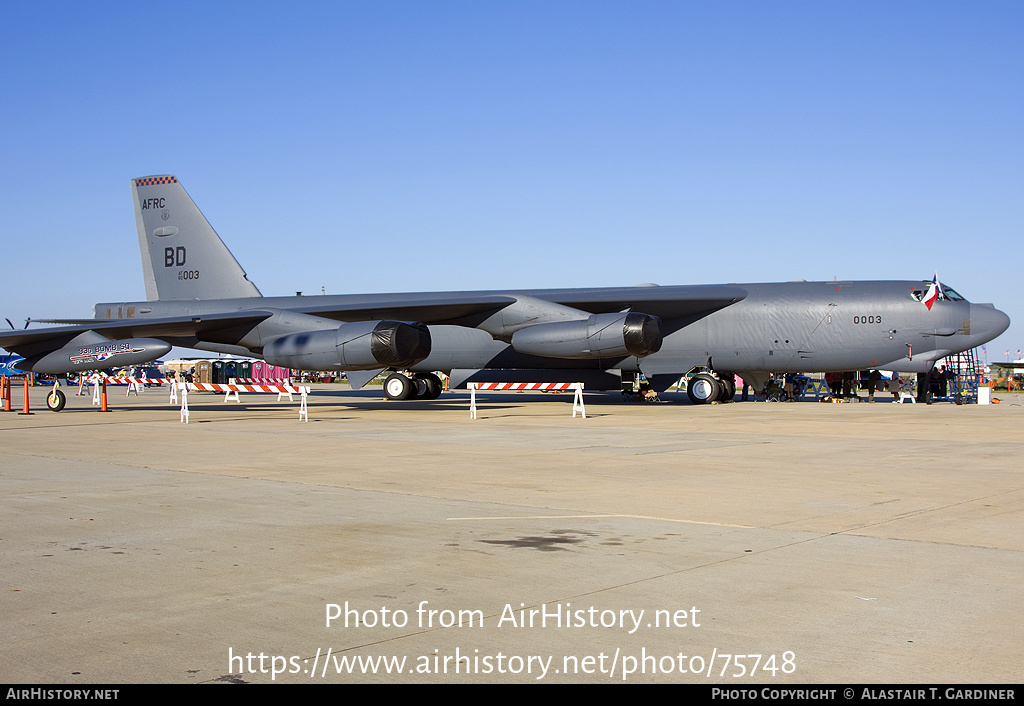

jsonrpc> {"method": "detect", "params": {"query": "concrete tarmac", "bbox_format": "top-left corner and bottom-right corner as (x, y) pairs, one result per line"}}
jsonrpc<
(2, 382), (1022, 683)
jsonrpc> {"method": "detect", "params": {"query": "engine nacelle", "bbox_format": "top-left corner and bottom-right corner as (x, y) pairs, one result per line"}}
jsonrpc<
(262, 321), (431, 371)
(510, 313), (662, 359)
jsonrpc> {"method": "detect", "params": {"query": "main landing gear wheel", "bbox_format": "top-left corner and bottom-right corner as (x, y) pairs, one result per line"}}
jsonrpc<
(417, 373), (443, 400)
(718, 375), (736, 402)
(687, 373), (720, 405)
(384, 373), (416, 401)
(46, 388), (66, 412)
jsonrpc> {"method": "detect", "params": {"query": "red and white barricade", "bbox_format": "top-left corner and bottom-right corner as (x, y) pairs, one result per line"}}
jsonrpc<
(229, 378), (291, 385)
(82, 375), (174, 386)
(467, 382), (585, 420)
(77, 374), (174, 400)
(229, 378), (295, 401)
(177, 382), (310, 423)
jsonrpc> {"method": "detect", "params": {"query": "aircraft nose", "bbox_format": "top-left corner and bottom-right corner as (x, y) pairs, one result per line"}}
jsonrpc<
(970, 304), (1010, 343)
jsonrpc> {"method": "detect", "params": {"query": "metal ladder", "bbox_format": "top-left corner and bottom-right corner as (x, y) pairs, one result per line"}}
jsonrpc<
(941, 348), (980, 403)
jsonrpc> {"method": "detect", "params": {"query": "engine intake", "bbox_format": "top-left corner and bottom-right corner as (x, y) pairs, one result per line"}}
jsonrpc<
(263, 321), (430, 371)
(510, 312), (662, 359)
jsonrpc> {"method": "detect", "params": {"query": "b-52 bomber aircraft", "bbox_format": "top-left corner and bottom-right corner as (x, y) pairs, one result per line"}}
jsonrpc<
(0, 175), (1010, 410)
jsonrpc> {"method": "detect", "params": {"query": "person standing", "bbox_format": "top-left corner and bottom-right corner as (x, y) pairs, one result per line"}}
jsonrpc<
(868, 369), (882, 403)
(888, 373), (902, 401)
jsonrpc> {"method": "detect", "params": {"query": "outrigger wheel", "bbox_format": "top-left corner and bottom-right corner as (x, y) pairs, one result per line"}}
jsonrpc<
(46, 388), (66, 412)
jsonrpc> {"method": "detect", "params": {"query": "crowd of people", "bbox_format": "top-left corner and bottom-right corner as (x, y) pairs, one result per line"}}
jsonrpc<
(721, 366), (964, 404)
(804, 366), (959, 403)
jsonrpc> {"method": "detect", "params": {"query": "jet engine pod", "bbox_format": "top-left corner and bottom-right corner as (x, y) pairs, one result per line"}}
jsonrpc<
(510, 312), (663, 359)
(263, 320), (431, 371)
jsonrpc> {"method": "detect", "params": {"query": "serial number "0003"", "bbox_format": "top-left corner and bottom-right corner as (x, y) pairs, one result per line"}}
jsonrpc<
(853, 315), (881, 324)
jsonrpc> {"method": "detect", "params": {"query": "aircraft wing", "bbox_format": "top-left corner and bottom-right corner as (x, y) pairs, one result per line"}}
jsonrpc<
(541, 284), (748, 320)
(3, 285), (747, 360)
(291, 295), (518, 327)
(289, 285), (748, 326)
(0, 311), (275, 357)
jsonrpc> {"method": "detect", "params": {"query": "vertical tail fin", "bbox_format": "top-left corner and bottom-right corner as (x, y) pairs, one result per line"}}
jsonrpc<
(132, 175), (262, 300)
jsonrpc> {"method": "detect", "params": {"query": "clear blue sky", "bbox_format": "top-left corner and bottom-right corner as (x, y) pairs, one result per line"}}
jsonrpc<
(2, 1), (1021, 357)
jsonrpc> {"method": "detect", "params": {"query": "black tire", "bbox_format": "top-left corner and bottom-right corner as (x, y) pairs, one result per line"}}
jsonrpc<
(384, 373), (416, 401)
(46, 388), (66, 412)
(687, 373), (720, 404)
(718, 375), (736, 402)
(418, 373), (443, 400)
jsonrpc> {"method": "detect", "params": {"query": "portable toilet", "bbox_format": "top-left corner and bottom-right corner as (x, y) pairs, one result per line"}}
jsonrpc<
(196, 360), (212, 384)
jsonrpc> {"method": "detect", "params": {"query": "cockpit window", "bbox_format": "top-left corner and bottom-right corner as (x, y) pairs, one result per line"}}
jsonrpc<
(941, 285), (965, 301)
(909, 282), (967, 302)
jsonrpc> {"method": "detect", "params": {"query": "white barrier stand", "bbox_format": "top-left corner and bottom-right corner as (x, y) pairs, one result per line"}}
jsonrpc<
(573, 386), (586, 418)
(468, 382), (585, 419)
(126, 380), (140, 396)
(169, 382), (178, 404)
(91, 378), (101, 406)
(178, 382), (309, 422)
(179, 383), (189, 423)
(224, 388), (241, 402)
